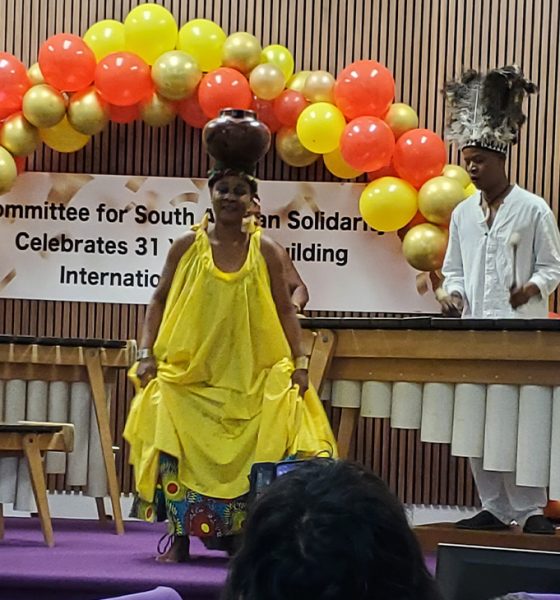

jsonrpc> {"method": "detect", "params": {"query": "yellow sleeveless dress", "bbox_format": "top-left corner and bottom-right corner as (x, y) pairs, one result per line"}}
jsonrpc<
(124, 225), (337, 505)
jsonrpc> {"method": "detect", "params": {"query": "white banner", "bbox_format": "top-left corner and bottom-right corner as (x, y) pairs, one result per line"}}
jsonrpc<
(0, 172), (438, 312)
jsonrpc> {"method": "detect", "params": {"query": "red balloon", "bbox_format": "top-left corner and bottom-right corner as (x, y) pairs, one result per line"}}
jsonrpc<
(273, 90), (309, 127)
(334, 60), (395, 120)
(95, 52), (153, 107)
(397, 210), (428, 241)
(109, 103), (141, 124)
(340, 116), (395, 172)
(0, 53), (30, 120)
(198, 68), (252, 119)
(366, 161), (398, 181)
(251, 96), (281, 133)
(38, 34), (96, 92)
(176, 89), (209, 129)
(393, 128), (447, 189)
(14, 156), (26, 174)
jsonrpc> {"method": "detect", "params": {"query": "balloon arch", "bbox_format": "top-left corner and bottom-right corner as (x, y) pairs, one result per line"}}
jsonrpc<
(0, 3), (476, 273)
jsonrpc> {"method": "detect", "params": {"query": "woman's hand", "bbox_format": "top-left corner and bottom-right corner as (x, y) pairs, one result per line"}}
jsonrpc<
(137, 356), (157, 387)
(292, 368), (309, 398)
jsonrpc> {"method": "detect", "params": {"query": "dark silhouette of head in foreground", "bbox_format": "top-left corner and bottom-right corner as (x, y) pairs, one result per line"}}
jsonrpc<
(223, 459), (443, 600)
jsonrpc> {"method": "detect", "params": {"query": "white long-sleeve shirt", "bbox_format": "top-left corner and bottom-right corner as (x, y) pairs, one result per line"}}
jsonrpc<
(442, 185), (560, 318)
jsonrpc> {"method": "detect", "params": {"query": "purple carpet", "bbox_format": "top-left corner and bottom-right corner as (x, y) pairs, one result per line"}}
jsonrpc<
(0, 518), (229, 600)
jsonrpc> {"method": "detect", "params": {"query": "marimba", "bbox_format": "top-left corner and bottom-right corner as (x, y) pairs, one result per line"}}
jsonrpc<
(0, 335), (135, 533)
(301, 317), (560, 501)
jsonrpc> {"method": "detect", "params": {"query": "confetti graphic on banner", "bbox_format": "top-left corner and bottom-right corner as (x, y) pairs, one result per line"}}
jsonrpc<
(47, 174), (93, 204)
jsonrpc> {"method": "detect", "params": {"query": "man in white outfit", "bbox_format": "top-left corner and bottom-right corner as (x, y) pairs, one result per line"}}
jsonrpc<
(438, 66), (560, 534)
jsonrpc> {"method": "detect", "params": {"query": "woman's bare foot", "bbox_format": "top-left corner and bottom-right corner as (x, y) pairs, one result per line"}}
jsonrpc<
(156, 535), (190, 563)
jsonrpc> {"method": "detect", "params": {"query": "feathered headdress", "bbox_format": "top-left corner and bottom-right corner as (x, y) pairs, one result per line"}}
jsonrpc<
(444, 65), (537, 154)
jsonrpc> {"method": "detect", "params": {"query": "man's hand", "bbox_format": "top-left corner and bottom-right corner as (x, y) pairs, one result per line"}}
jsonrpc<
(137, 356), (157, 387)
(437, 291), (464, 317)
(510, 283), (540, 309)
(292, 368), (309, 398)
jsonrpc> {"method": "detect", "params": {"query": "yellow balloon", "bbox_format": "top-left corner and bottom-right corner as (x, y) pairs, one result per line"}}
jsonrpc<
(418, 176), (465, 225)
(249, 63), (285, 100)
(464, 182), (477, 198)
(68, 88), (109, 135)
(222, 32), (262, 74)
(0, 114), (40, 157)
(287, 71), (311, 92)
(261, 44), (294, 81)
(27, 63), (45, 85)
(402, 223), (449, 271)
(359, 176), (418, 232)
(177, 19), (226, 72)
(384, 103), (419, 139)
(0, 146), (17, 195)
(442, 163), (472, 189)
(303, 70), (336, 103)
(124, 4), (178, 65)
(276, 127), (319, 167)
(22, 84), (66, 128)
(40, 116), (90, 153)
(323, 147), (363, 179)
(152, 50), (201, 101)
(296, 102), (346, 154)
(83, 19), (125, 61)
(140, 92), (176, 127)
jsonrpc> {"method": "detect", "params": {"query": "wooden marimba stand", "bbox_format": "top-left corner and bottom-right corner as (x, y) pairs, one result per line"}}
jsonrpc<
(0, 336), (135, 535)
(302, 317), (560, 553)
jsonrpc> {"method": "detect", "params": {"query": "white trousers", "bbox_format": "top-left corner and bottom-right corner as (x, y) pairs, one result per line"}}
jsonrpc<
(470, 457), (547, 525)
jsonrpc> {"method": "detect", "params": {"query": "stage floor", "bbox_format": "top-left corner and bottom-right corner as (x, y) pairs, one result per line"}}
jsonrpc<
(0, 518), (229, 600)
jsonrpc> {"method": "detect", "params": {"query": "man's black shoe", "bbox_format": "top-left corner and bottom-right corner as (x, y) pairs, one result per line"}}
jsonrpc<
(523, 515), (556, 535)
(456, 510), (510, 530)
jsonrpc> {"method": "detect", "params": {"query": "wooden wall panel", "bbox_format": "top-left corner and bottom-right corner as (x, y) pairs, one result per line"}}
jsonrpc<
(1, 0), (555, 506)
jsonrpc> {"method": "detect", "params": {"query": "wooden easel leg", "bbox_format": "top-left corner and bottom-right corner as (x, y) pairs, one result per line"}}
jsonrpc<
(84, 349), (124, 534)
(308, 329), (336, 393)
(337, 408), (359, 459)
(22, 434), (54, 547)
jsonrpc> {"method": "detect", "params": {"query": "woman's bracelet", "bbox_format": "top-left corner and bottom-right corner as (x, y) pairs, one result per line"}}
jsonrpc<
(294, 355), (309, 370)
(136, 348), (153, 361)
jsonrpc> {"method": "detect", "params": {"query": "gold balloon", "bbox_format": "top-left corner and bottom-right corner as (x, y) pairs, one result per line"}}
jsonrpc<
(40, 116), (90, 153)
(250, 63), (286, 100)
(418, 176), (465, 225)
(384, 103), (419, 138)
(140, 93), (176, 127)
(442, 163), (472, 189)
(287, 70), (311, 93)
(276, 127), (319, 167)
(402, 223), (449, 272)
(0, 113), (39, 156)
(303, 70), (335, 103)
(0, 146), (18, 194)
(152, 50), (202, 101)
(22, 84), (66, 129)
(68, 88), (109, 135)
(222, 32), (262, 74)
(27, 62), (45, 85)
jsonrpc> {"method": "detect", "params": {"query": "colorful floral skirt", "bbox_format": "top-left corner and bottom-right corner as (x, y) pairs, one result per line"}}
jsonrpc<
(131, 453), (247, 538)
